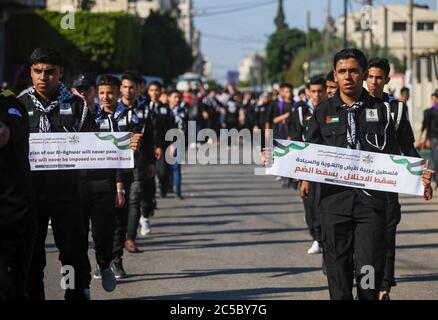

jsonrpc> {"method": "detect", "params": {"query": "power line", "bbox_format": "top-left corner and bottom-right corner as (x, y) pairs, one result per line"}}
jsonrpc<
(197, 0), (269, 11)
(203, 33), (266, 44)
(194, 0), (287, 18)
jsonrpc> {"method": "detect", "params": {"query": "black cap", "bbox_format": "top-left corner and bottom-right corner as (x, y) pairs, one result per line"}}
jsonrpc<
(73, 73), (96, 88)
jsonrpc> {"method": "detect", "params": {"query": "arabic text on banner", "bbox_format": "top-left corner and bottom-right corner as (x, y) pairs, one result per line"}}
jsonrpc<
(265, 139), (426, 196)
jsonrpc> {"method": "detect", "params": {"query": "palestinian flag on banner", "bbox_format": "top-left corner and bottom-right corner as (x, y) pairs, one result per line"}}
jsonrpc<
(95, 133), (132, 150)
(273, 140), (309, 157)
(390, 156), (426, 176)
(326, 116), (339, 124)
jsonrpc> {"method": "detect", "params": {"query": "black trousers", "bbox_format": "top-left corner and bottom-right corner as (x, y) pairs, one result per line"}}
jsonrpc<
(28, 199), (91, 300)
(321, 193), (387, 300)
(0, 215), (36, 300)
(113, 181), (130, 260)
(381, 193), (401, 291)
(81, 186), (117, 270)
(124, 168), (155, 242)
(156, 156), (170, 195)
(303, 182), (322, 243)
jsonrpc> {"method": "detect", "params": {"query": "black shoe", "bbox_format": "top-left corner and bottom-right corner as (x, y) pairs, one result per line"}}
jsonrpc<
(322, 259), (327, 276)
(110, 258), (127, 279)
(176, 192), (184, 200)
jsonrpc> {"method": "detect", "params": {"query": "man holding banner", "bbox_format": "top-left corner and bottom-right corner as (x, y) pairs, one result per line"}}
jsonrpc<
(18, 47), (92, 300)
(264, 48), (433, 300)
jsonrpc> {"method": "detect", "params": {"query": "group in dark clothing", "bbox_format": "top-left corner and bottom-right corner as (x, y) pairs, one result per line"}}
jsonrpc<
(1, 46), (436, 302)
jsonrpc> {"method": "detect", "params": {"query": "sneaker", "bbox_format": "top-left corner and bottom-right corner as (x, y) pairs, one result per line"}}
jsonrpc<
(140, 216), (151, 236)
(110, 259), (127, 279)
(101, 268), (117, 292)
(93, 265), (102, 279)
(48, 218), (52, 230)
(307, 241), (322, 254)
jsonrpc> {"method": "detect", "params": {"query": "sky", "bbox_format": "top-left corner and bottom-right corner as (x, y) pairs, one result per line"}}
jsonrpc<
(193, 0), (437, 83)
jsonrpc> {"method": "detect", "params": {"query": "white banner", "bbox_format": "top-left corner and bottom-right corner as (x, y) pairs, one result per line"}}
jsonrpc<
(29, 132), (134, 171)
(265, 139), (426, 196)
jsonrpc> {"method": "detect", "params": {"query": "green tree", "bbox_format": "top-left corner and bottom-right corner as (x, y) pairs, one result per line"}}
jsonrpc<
(139, 11), (193, 84)
(286, 36), (404, 87)
(264, 28), (306, 83)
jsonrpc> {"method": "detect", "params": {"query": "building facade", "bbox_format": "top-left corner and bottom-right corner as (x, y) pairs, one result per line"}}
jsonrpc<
(336, 4), (438, 63)
(239, 52), (264, 91)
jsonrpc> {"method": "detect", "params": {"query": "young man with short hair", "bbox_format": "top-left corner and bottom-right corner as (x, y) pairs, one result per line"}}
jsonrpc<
(148, 81), (175, 199)
(119, 72), (155, 249)
(326, 70), (338, 98)
(168, 89), (187, 200)
(367, 57), (422, 299)
(399, 87), (410, 105)
(290, 76), (327, 256)
(18, 47), (92, 300)
(302, 48), (432, 300)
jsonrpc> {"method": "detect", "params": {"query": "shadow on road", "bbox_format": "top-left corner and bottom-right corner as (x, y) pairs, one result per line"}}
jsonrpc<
(118, 266), (322, 283)
(396, 273), (438, 283)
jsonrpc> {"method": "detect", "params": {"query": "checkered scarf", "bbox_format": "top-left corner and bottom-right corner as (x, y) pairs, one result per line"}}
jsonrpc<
(339, 101), (364, 150)
(27, 82), (79, 133)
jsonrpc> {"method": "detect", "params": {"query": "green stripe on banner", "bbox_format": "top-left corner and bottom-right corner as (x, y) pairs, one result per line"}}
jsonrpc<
(95, 133), (132, 150)
(273, 142), (310, 157)
(389, 155), (425, 176)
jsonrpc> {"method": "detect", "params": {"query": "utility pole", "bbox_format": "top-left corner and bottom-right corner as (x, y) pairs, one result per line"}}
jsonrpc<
(343, 0), (348, 48)
(324, 0), (331, 67)
(407, 0), (414, 72)
(306, 10), (311, 80)
(407, 0), (414, 138)
(368, 0), (373, 56)
(384, 6), (388, 57)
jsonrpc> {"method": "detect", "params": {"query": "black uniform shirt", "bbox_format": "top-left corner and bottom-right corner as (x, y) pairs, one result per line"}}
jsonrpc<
(18, 85), (91, 202)
(305, 89), (400, 212)
(290, 100), (315, 142)
(149, 101), (175, 149)
(424, 107), (438, 140)
(0, 90), (34, 230)
(80, 104), (126, 192)
(380, 93), (420, 158)
(120, 101), (155, 168)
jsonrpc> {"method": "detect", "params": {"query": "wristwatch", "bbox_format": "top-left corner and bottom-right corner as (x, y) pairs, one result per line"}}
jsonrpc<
(117, 189), (126, 194)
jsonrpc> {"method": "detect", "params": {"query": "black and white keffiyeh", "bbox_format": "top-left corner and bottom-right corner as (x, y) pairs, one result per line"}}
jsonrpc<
(339, 101), (364, 150)
(27, 82), (86, 133)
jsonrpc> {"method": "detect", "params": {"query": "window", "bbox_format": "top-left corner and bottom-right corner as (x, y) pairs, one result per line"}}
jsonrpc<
(417, 22), (434, 31)
(355, 21), (362, 32)
(393, 22), (406, 32)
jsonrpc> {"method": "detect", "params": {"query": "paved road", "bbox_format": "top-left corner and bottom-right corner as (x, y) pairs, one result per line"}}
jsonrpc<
(44, 164), (438, 300)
